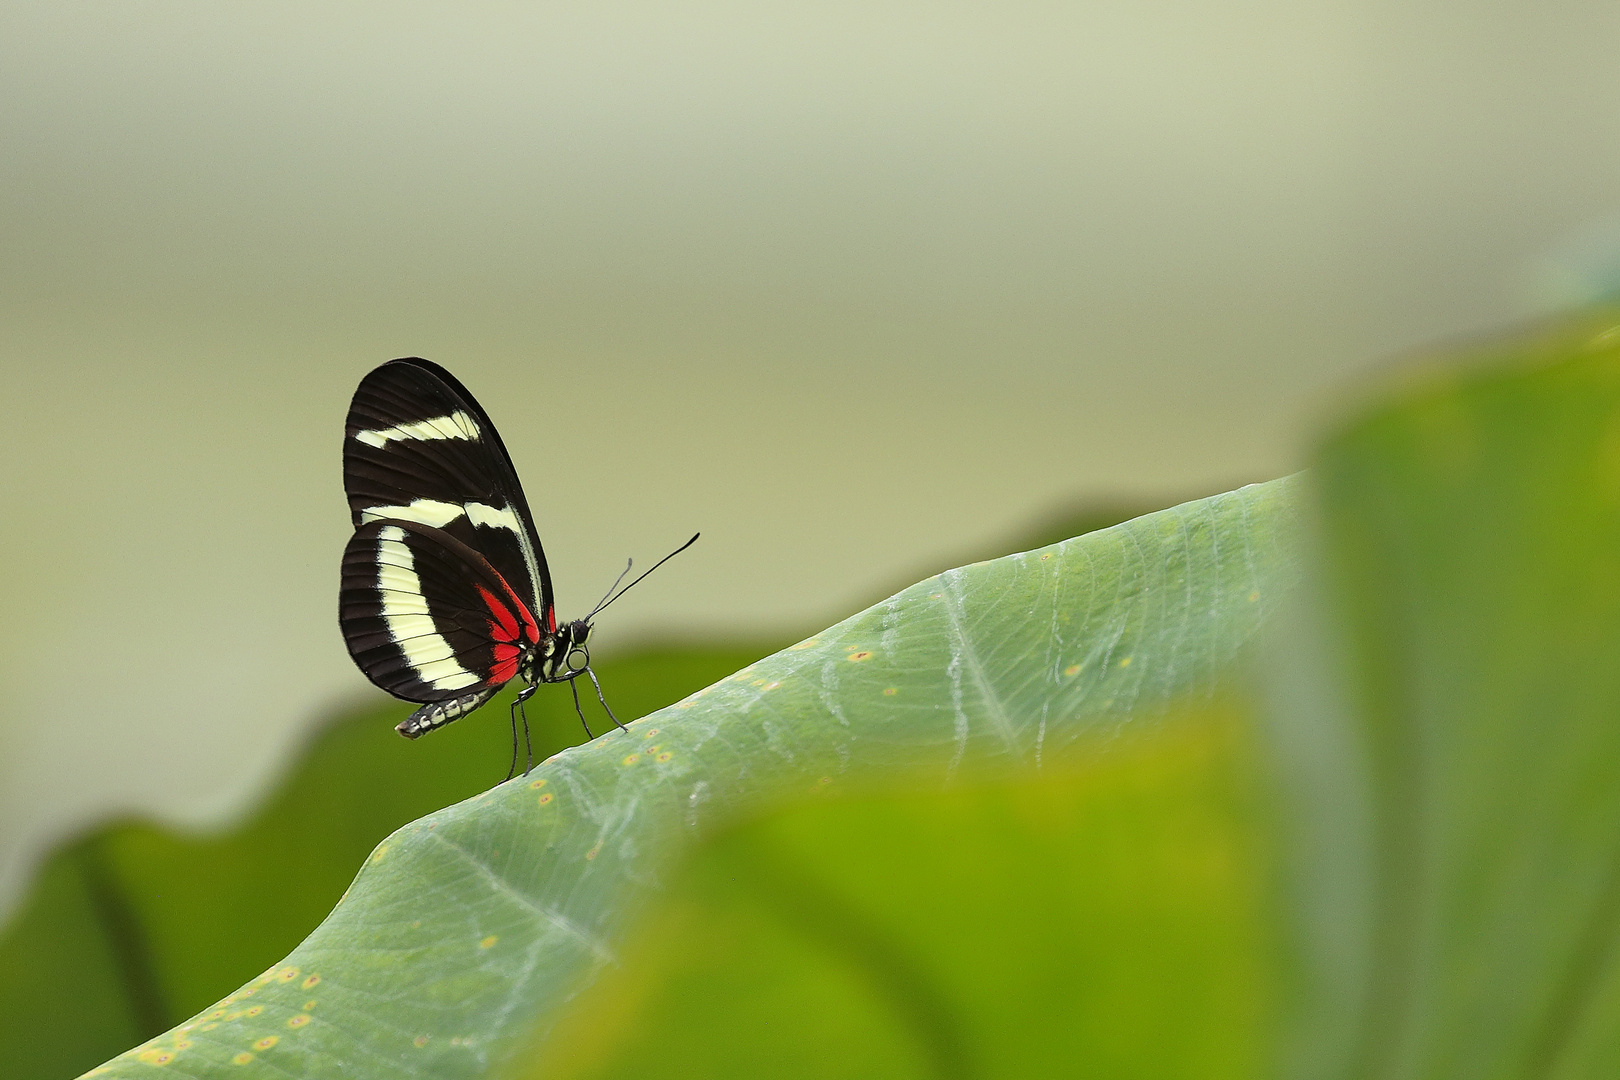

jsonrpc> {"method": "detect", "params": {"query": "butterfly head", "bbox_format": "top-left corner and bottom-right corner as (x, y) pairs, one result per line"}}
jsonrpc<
(562, 618), (593, 674)
(524, 618), (592, 684)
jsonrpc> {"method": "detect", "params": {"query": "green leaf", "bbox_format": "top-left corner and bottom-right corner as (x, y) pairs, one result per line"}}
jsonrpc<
(85, 477), (1302, 1078)
(1271, 311), (1620, 1080)
(522, 701), (1278, 1080)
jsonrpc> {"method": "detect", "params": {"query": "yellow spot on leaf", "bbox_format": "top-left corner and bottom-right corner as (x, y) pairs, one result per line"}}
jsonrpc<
(819, 776), (832, 785)
(1064, 664), (1081, 677)
(480, 935), (498, 949)
(245, 1006), (263, 1018)
(303, 999), (318, 1010)
(414, 1035), (430, 1048)
(762, 681), (781, 691)
(1248, 590), (1260, 602)
(643, 727), (660, 738)
(232, 1052), (254, 1065)
(848, 651), (872, 662)
(538, 792), (554, 805)
(371, 843), (390, 863)
(137, 1048), (175, 1065)
(173, 1038), (193, 1050)
(622, 754), (639, 766)
(254, 1036), (278, 1051)
(1118, 656), (1132, 668)
(790, 638), (820, 650)
(288, 1014), (311, 1028)
(302, 973), (321, 989)
(656, 752), (672, 763)
(751, 678), (766, 686)
(586, 842), (603, 861)
(529, 778), (547, 789)
(277, 967), (300, 982)
(882, 687), (897, 696)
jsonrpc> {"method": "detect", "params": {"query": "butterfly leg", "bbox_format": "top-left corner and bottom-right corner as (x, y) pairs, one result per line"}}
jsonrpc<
(505, 698), (521, 782)
(587, 666), (629, 733)
(569, 677), (596, 740)
(507, 683), (540, 781)
(519, 693), (534, 776)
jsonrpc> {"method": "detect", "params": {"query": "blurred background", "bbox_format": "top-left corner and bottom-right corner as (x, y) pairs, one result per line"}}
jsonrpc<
(3, 0), (1619, 919)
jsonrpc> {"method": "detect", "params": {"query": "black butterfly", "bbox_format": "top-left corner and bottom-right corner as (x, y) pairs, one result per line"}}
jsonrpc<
(338, 357), (695, 775)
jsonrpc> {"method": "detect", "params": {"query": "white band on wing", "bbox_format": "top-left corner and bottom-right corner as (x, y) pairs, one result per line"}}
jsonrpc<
(354, 410), (481, 448)
(375, 525), (481, 691)
(361, 499), (526, 539)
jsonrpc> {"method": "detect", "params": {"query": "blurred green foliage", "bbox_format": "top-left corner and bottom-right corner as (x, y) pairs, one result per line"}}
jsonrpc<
(529, 703), (1276, 1080)
(1286, 314), (1620, 1077)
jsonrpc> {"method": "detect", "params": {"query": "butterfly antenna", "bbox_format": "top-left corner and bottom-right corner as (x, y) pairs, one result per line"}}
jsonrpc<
(591, 558), (634, 615)
(588, 533), (701, 619)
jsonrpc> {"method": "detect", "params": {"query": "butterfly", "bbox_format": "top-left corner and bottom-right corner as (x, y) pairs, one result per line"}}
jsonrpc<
(337, 357), (696, 775)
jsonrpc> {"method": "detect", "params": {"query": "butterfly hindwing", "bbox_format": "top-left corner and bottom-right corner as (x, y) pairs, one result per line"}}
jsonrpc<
(344, 357), (554, 636)
(339, 519), (542, 703)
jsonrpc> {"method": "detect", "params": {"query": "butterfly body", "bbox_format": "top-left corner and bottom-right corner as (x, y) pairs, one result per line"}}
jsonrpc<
(338, 357), (604, 743)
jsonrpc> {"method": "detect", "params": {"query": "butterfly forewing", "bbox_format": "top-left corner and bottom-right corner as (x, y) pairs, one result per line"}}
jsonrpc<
(340, 519), (541, 702)
(344, 358), (553, 629)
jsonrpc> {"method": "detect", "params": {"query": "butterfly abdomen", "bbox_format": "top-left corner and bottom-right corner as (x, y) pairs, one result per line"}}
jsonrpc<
(396, 688), (498, 739)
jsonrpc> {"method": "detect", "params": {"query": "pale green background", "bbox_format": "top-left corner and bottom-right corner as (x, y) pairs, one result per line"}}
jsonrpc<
(2, 1), (1617, 915)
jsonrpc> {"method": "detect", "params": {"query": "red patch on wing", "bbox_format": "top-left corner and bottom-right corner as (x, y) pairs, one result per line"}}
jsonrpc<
(477, 581), (541, 686)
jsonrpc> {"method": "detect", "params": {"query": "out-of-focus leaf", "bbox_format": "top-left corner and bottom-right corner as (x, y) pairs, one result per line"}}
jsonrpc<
(0, 842), (150, 1080)
(0, 646), (768, 1080)
(524, 701), (1277, 1080)
(82, 477), (1301, 1078)
(1273, 311), (1620, 1080)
